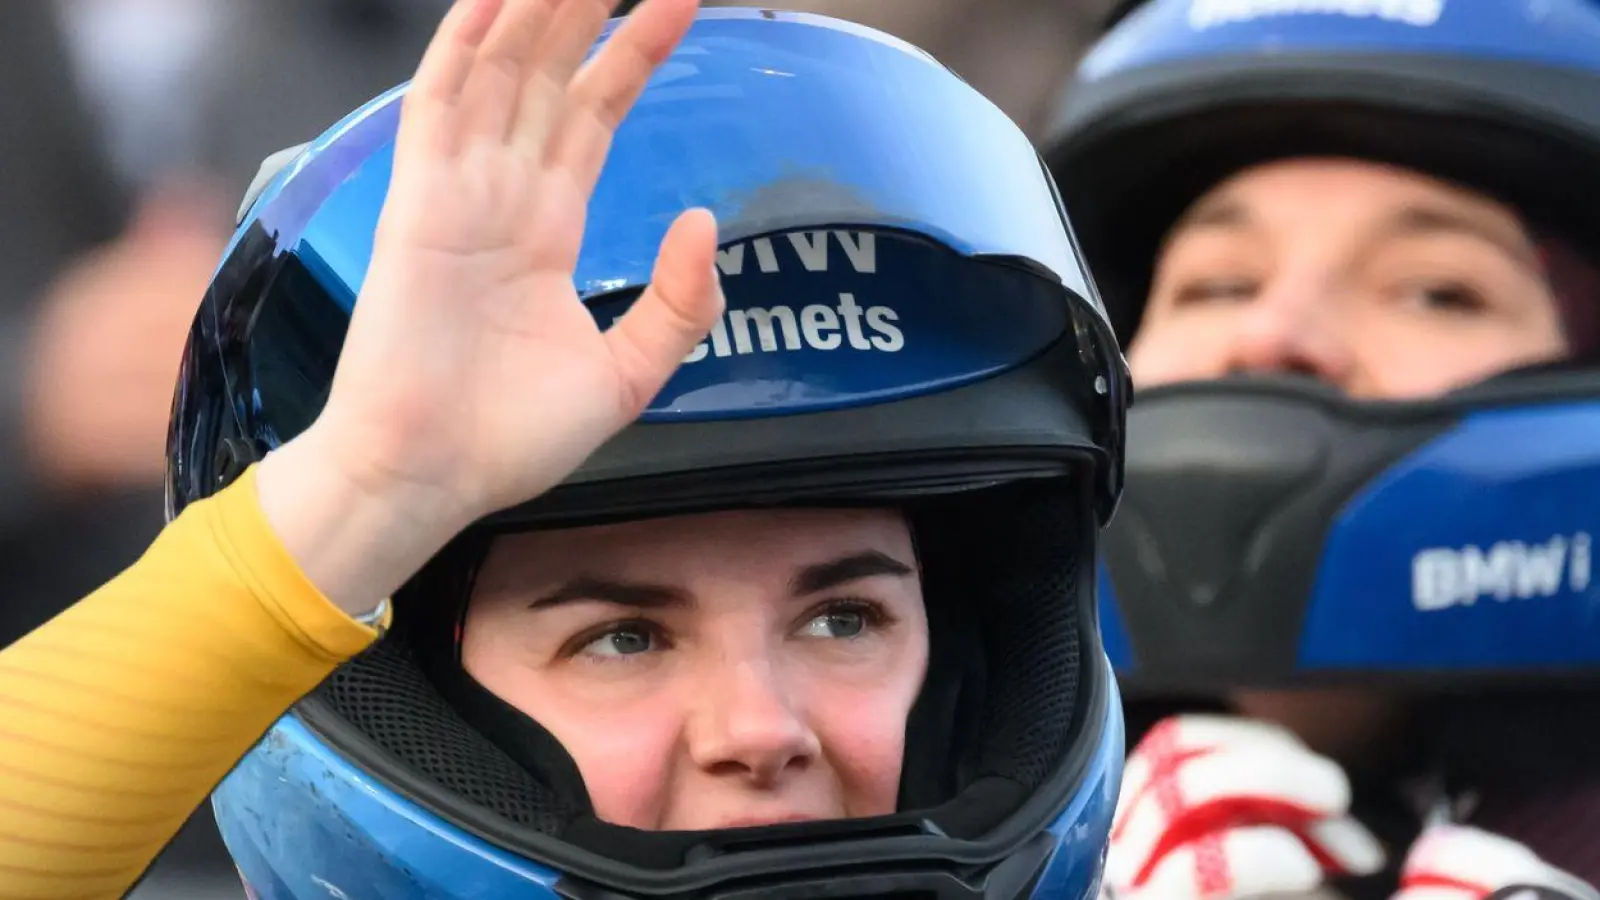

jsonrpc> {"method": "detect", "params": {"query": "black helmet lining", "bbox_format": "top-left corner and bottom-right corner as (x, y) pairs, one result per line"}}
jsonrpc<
(295, 476), (1094, 873)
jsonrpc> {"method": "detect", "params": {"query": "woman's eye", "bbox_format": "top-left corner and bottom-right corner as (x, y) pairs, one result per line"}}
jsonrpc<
(1402, 281), (1488, 315)
(580, 624), (658, 658)
(799, 608), (867, 640)
(1173, 277), (1258, 305)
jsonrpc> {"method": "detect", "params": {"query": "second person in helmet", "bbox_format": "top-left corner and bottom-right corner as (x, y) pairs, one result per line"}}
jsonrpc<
(1049, 1), (1600, 899)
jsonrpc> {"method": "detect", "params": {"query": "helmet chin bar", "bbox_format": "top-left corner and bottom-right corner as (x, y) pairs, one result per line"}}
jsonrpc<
(1101, 369), (1600, 693)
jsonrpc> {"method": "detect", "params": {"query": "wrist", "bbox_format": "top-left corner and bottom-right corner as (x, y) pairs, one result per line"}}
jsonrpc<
(254, 422), (473, 617)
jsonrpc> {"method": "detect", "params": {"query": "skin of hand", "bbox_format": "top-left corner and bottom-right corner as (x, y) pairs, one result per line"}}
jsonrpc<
(254, 0), (727, 616)
(24, 179), (230, 492)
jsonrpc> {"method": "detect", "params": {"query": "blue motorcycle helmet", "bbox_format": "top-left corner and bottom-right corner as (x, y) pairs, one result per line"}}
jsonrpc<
(1044, 0), (1600, 694)
(166, 10), (1130, 900)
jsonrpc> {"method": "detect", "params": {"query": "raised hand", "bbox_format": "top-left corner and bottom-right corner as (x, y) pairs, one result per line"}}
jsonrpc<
(258, 0), (724, 612)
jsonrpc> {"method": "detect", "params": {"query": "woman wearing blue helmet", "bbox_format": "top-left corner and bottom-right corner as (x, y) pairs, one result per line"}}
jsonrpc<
(1047, 2), (1600, 900)
(0, 1), (1130, 898)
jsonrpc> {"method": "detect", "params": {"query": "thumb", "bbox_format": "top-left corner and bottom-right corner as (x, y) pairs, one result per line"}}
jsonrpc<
(604, 207), (725, 416)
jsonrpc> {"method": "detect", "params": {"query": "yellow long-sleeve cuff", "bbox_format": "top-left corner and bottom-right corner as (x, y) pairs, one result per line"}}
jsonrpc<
(0, 464), (384, 900)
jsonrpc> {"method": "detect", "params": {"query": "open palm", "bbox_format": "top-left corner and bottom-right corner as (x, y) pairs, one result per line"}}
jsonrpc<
(320, 0), (722, 525)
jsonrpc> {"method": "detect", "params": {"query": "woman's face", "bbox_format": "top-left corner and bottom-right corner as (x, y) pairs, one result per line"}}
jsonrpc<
(1130, 157), (1572, 760)
(461, 506), (928, 832)
(1130, 157), (1569, 398)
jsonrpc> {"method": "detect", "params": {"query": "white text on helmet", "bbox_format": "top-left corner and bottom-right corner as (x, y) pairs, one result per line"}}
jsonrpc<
(679, 293), (904, 363)
(713, 230), (878, 277)
(1411, 532), (1592, 612)
(672, 230), (905, 363)
(1188, 0), (1445, 30)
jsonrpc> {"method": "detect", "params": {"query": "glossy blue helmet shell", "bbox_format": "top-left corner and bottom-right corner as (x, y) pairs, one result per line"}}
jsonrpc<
(171, 9), (1128, 899)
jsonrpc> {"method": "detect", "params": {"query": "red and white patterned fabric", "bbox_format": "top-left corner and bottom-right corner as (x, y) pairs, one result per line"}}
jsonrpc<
(1101, 715), (1386, 900)
(1394, 825), (1598, 900)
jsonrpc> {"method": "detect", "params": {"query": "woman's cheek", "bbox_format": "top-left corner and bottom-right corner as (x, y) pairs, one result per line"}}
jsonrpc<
(548, 694), (682, 830)
(1127, 325), (1229, 387)
(1355, 324), (1560, 398)
(803, 671), (920, 816)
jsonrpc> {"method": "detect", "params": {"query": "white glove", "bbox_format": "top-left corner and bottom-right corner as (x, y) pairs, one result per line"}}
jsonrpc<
(1392, 825), (1599, 900)
(1102, 715), (1387, 900)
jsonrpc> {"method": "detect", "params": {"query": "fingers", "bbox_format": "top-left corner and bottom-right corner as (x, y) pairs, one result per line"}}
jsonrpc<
(1304, 817), (1386, 876)
(402, 0), (697, 186)
(542, 0), (619, 85)
(547, 0), (700, 187)
(1111, 821), (1379, 900)
(1118, 716), (1308, 836)
(603, 208), (723, 416)
(1400, 826), (1600, 900)
(518, 0), (620, 139)
(404, 0), (620, 154)
(457, 0), (561, 139)
(402, 0), (503, 143)
(1111, 716), (1383, 895)
(1113, 745), (1354, 883)
(1126, 826), (1324, 900)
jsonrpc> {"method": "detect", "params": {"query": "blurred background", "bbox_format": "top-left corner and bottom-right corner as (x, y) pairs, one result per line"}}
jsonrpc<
(0, 1), (1116, 896)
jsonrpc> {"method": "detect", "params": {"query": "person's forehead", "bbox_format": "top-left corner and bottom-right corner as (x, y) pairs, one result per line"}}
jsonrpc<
(1177, 156), (1527, 235)
(472, 508), (920, 609)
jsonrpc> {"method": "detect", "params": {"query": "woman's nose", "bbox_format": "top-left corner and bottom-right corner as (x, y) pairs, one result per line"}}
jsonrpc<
(1216, 276), (1357, 388)
(685, 656), (820, 788)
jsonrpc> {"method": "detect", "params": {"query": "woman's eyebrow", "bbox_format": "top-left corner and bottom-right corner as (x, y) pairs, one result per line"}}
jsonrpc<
(1380, 202), (1541, 272)
(790, 550), (915, 596)
(529, 576), (692, 611)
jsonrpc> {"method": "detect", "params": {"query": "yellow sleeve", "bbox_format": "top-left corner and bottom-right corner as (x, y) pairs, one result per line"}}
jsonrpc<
(0, 464), (388, 900)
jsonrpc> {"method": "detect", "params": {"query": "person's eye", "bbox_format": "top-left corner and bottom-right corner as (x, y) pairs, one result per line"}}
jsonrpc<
(1171, 276), (1259, 306)
(577, 621), (663, 659)
(1397, 279), (1490, 315)
(796, 600), (889, 640)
